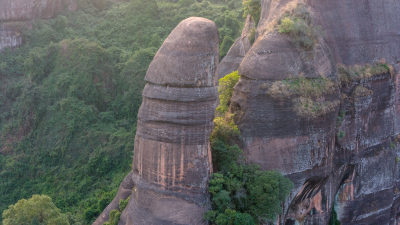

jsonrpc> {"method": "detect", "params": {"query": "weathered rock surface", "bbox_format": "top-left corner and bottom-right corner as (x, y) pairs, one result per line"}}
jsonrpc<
(99, 0), (400, 224)
(230, 0), (400, 224)
(98, 17), (219, 225)
(216, 15), (255, 79)
(0, 0), (76, 51)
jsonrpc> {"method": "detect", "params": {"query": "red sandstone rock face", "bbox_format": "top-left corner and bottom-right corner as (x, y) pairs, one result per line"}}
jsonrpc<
(99, 1), (400, 224)
(97, 17), (219, 225)
(0, 0), (76, 51)
(228, 0), (400, 224)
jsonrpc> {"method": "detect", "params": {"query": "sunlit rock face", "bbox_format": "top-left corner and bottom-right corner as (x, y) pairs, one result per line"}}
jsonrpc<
(0, 0), (76, 51)
(105, 17), (219, 225)
(230, 0), (400, 224)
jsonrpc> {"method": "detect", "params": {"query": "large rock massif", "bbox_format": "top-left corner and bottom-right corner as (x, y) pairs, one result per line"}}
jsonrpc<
(96, 17), (220, 225)
(0, 0), (76, 51)
(103, 0), (400, 224)
(228, 0), (400, 224)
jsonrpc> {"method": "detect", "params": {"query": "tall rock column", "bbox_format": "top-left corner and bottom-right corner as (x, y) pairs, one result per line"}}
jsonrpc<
(119, 17), (219, 225)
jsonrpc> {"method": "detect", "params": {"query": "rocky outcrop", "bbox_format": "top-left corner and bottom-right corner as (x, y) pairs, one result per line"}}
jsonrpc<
(216, 15), (255, 79)
(99, 0), (400, 224)
(230, 0), (400, 224)
(0, 0), (77, 21)
(0, 22), (23, 52)
(97, 17), (219, 225)
(0, 0), (76, 51)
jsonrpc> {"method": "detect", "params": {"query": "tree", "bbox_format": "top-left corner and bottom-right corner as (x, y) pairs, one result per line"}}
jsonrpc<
(2, 195), (69, 225)
(243, 0), (261, 24)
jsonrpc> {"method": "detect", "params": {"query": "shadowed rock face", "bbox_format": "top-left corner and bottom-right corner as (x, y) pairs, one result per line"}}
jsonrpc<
(96, 17), (219, 225)
(216, 15), (255, 79)
(0, 0), (76, 51)
(229, 0), (400, 224)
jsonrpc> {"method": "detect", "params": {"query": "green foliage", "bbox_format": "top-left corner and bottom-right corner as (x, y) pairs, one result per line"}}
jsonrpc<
(278, 17), (295, 33)
(216, 71), (241, 115)
(268, 76), (339, 118)
(220, 36), (235, 59)
(243, 0), (261, 24)
(329, 207), (341, 225)
(206, 74), (293, 225)
(103, 210), (120, 225)
(338, 61), (394, 84)
(2, 195), (69, 225)
(269, 76), (336, 98)
(212, 71), (241, 146)
(278, 4), (316, 49)
(0, 0), (243, 224)
(118, 197), (130, 211)
(103, 197), (130, 225)
(248, 28), (256, 45)
(207, 159), (293, 224)
(337, 131), (345, 140)
(353, 85), (373, 98)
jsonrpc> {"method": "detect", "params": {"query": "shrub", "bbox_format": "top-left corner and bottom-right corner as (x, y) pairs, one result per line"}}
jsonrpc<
(206, 73), (294, 225)
(294, 97), (340, 118)
(243, 0), (261, 24)
(216, 71), (241, 115)
(353, 86), (373, 98)
(269, 76), (336, 99)
(103, 197), (130, 225)
(338, 61), (394, 85)
(278, 17), (295, 33)
(103, 210), (121, 225)
(268, 76), (339, 118)
(220, 36), (235, 59)
(2, 195), (69, 225)
(248, 28), (256, 45)
(278, 5), (316, 49)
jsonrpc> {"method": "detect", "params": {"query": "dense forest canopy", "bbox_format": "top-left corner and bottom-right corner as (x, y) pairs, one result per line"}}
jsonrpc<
(0, 0), (244, 224)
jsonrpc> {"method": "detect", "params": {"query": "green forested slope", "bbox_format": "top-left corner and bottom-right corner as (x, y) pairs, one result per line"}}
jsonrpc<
(0, 0), (243, 224)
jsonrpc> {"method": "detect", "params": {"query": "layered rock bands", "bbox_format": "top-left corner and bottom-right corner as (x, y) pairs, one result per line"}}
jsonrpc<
(99, 0), (400, 224)
(95, 17), (219, 225)
(226, 0), (400, 224)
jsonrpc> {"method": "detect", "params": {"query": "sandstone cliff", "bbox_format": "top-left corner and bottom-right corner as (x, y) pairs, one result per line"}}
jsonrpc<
(228, 0), (400, 224)
(96, 17), (219, 225)
(99, 0), (400, 224)
(0, 0), (76, 51)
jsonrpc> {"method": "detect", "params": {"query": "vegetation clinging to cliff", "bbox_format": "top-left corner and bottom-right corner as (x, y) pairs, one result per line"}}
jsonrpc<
(278, 4), (317, 50)
(268, 76), (339, 118)
(103, 197), (130, 225)
(337, 61), (394, 84)
(243, 0), (261, 25)
(216, 71), (241, 115)
(206, 71), (293, 225)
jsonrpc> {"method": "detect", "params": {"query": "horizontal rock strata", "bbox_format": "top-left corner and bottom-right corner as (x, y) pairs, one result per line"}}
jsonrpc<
(231, 0), (400, 224)
(98, 17), (219, 225)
